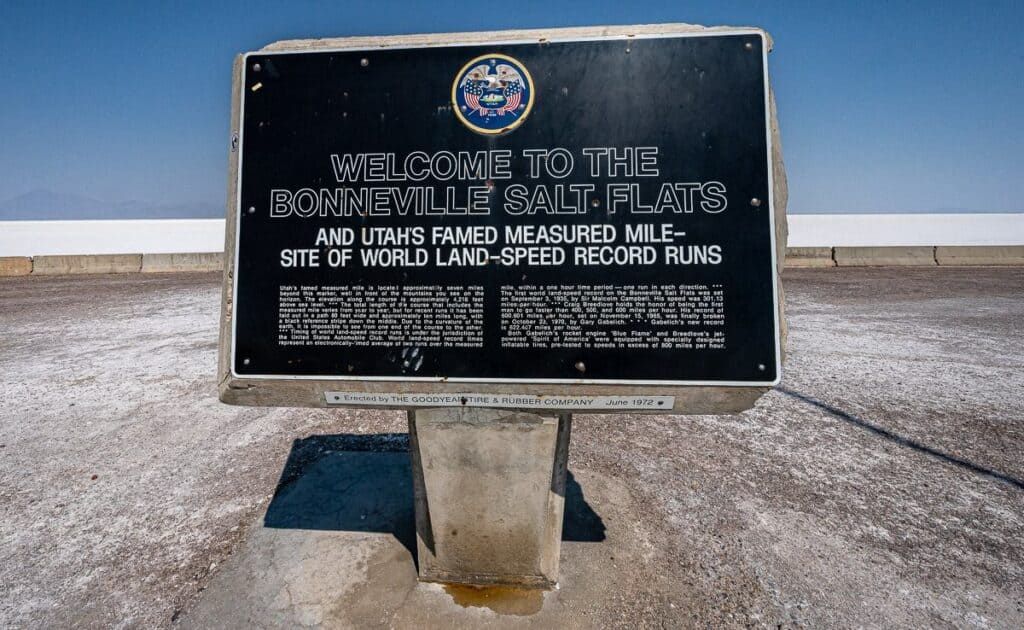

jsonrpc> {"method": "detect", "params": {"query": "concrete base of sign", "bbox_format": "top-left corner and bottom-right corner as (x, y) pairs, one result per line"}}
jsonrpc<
(408, 408), (571, 588)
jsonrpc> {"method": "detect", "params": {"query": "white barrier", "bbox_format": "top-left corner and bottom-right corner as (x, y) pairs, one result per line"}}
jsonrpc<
(786, 213), (1024, 247)
(0, 219), (225, 257)
(0, 214), (1022, 257)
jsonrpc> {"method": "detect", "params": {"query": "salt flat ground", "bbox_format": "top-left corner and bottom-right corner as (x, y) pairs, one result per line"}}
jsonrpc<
(0, 268), (1021, 628)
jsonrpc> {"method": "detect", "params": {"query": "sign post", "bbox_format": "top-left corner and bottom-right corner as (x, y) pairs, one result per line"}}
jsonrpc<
(219, 24), (787, 588)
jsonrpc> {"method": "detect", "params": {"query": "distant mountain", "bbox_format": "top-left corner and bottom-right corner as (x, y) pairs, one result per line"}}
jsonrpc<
(0, 190), (224, 220)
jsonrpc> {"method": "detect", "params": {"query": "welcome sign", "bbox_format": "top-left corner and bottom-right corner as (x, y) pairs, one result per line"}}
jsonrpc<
(219, 27), (784, 411)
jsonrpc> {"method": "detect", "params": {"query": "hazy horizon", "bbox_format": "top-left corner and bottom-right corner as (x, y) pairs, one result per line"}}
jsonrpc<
(2, 1), (1022, 219)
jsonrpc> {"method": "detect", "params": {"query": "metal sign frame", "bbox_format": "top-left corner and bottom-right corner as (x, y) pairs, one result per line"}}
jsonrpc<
(218, 24), (786, 412)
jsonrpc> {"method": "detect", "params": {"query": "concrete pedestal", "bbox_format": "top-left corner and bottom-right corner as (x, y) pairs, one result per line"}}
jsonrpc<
(408, 408), (572, 588)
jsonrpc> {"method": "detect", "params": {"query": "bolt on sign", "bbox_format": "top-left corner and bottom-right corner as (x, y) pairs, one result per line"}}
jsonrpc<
(218, 25), (788, 414)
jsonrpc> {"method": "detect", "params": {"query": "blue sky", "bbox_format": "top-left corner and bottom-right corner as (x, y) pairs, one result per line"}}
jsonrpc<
(1, 0), (1022, 216)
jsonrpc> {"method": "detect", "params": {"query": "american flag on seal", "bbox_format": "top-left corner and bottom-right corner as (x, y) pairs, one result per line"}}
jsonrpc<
(460, 62), (526, 116)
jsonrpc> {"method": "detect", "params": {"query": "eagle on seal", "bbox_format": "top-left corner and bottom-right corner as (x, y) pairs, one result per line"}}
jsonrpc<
(459, 62), (525, 115)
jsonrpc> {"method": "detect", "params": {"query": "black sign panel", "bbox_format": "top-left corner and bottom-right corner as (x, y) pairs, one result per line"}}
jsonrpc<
(232, 32), (780, 385)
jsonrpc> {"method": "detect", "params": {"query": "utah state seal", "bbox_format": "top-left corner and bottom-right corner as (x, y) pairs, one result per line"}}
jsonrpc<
(452, 54), (534, 135)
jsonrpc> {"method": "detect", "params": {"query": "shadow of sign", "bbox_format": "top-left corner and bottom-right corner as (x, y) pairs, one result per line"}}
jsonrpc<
(263, 433), (606, 560)
(778, 387), (1024, 491)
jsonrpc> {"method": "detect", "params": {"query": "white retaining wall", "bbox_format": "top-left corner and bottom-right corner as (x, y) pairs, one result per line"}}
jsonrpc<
(0, 214), (1022, 257)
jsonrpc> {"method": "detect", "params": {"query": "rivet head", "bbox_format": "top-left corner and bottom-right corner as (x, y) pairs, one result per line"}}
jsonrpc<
(757, 364), (766, 371)
(360, 58), (369, 67)
(252, 63), (261, 72)
(745, 42), (753, 50)
(243, 358), (251, 366)
(750, 198), (762, 207)
(247, 206), (255, 214)
(574, 361), (586, 373)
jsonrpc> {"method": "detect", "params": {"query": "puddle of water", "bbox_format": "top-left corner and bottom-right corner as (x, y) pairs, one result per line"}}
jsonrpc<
(442, 583), (545, 616)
